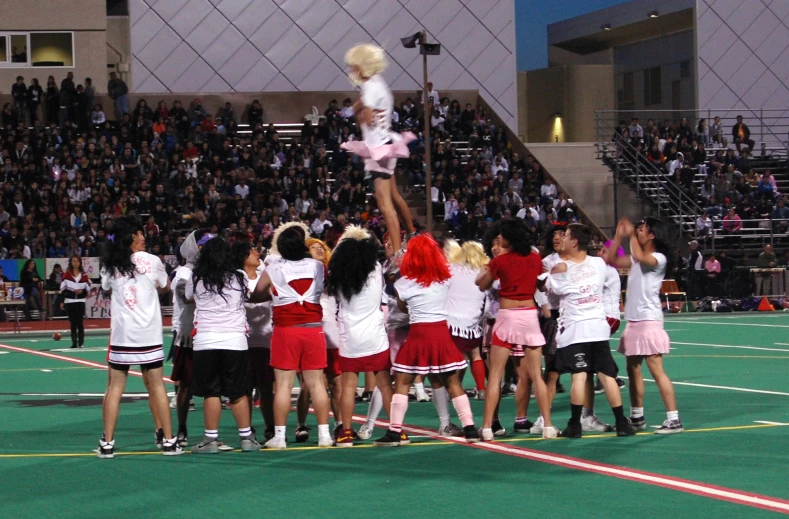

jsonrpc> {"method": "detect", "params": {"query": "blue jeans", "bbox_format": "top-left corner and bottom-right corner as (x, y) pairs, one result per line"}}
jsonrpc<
(115, 94), (129, 118)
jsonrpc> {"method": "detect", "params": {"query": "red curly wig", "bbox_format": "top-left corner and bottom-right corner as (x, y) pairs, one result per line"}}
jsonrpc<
(399, 234), (450, 287)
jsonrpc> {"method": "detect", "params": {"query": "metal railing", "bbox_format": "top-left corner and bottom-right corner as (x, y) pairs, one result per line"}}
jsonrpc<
(595, 113), (705, 237)
(595, 109), (789, 159)
(693, 217), (786, 252)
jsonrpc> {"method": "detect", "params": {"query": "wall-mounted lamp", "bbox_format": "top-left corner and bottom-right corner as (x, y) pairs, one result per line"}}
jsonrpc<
(601, 23), (611, 31)
(551, 112), (562, 118)
(648, 10), (659, 18)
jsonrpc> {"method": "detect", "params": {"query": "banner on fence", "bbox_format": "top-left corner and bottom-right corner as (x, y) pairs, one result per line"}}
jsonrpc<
(85, 287), (111, 319)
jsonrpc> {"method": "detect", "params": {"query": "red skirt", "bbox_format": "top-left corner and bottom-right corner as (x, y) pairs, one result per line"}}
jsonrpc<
(392, 321), (468, 375)
(339, 348), (391, 373)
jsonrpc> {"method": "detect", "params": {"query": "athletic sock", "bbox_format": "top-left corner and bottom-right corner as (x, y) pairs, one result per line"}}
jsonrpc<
(414, 382), (425, 393)
(471, 359), (487, 391)
(666, 410), (679, 422)
(317, 424), (331, 439)
(631, 407), (644, 419)
(432, 387), (451, 427)
(274, 426), (286, 439)
(570, 404), (583, 426)
(515, 416), (529, 424)
(451, 394), (475, 427)
(612, 405), (625, 422)
(389, 393), (409, 433)
(335, 421), (343, 429)
(238, 426), (252, 438)
(582, 407), (593, 419)
(204, 429), (218, 440)
(366, 387), (383, 426)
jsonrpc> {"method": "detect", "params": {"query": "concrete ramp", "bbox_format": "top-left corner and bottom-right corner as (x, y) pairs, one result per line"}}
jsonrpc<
(526, 143), (653, 238)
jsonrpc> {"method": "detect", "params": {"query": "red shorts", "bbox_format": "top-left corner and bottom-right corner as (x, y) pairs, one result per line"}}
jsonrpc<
(249, 347), (274, 387)
(451, 334), (482, 354)
(270, 326), (327, 371)
(339, 349), (391, 373)
(170, 347), (193, 384)
(490, 334), (528, 357)
(325, 348), (342, 377)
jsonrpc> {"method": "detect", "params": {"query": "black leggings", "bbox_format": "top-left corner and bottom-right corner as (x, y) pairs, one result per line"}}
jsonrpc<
(65, 302), (85, 347)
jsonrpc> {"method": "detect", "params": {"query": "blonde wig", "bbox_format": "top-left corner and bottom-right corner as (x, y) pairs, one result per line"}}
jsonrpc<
(345, 44), (388, 85)
(306, 237), (331, 267)
(450, 241), (489, 270)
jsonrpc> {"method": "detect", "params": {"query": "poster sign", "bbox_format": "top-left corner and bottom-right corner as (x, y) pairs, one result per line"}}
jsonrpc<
(85, 286), (111, 319)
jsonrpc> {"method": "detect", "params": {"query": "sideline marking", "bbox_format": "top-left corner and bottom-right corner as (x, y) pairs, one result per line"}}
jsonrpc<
(611, 337), (789, 353)
(754, 421), (789, 426)
(619, 376), (789, 397)
(0, 343), (173, 383)
(673, 321), (789, 328)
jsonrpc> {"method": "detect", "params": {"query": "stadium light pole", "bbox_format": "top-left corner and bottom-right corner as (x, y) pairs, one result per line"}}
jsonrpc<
(401, 31), (440, 234)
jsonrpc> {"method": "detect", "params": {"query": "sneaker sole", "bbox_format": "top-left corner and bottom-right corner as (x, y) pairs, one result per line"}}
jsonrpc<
(191, 448), (219, 454)
(654, 428), (684, 435)
(162, 450), (185, 456)
(617, 430), (637, 437)
(493, 429), (507, 437)
(335, 442), (354, 448)
(582, 426), (613, 432)
(373, 442), (401, 447)
(97, 453), (114, 459)
(264, 444), (287, 450)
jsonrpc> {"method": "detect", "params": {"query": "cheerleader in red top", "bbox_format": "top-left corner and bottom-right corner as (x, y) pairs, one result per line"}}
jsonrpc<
(374, 234), (480, 446)
(476, 218), (558, 440)
(251, 225), (333, 449)
(60, 255), (92, 348)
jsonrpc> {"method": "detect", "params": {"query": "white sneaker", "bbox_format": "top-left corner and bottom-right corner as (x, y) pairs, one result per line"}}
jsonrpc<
(542, 426), (559, 439)
(169, 395), (177, 409)
(216, 439), (234, 451)
(318, 435), (334, 447)
(475, 389), (486, 401)
(357, 423), (374, 440)
(479, 428), (494, 441)
(439, 423), (463, 437)
(581, 415), (613, 432)
(264, 436), (287, 450)
(415, 388), (430, 402)
(529, 416), (544, 435)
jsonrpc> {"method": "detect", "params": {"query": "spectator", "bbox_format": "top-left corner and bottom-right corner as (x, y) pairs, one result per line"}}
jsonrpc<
(756, 244), (778, 294)
(757, 170), (777, 200)
(107, 72), (129, 118)
(11, 76), (27, 123)
(732, 115), (755, 153)
(704, 253), (721, 294)
(711, 116), (726, 146)
(92, 104), (106, 125)
(20, 259), (43, 320)
(772, 199), (789, 234)
(27, 78), (43, 125)
(696, 210), (713, 238)
(721, 208), (742, 235)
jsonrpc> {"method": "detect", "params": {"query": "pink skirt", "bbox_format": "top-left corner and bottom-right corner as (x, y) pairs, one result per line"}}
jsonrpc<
(392, 321), (468, 375)
(618, 320), (670, 356)
(492, 307), (545, 348)
(340, 132), (417, 161)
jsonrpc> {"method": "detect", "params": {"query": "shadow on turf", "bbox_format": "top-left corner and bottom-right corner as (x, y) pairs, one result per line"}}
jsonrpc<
(5, 396), (145, 407)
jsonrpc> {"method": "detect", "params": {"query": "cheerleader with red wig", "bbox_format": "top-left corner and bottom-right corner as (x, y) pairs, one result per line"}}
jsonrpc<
(374, 235), (480, 446)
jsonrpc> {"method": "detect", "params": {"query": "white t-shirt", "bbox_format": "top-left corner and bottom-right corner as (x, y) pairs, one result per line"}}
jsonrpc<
(360, 74), (394, 149)
(337, 262), (388, 358)
(624, 253), (667, 322)
(603, 265), (621, 320)
(542, 253), (562, 310)
(549, 256), (611, 348)
(321, 292), (340, 350)
(386, 292), (409, 330)
(445, 264), (486, 338)
(186, 274), (248, 351)
(244, 263), (272, 349)
(394, 277), (448, 324)
(101, 251), (167, 347)
(171, 266), (195, 334)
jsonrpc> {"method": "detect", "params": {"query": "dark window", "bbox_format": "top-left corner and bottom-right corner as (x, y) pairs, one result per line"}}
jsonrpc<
(644, 67), (662, 106)
(680, 60), (690, 79)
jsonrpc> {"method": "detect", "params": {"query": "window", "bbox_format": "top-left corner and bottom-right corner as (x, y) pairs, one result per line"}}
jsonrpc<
(617, 72), (634, 111)
(644, 66), (662, 106)
(680, 60), (690, 79)
(0, 32), (74, 67)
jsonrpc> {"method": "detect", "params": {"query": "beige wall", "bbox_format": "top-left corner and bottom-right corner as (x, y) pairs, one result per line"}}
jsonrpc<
(523, 64), (614, 143)
(3, 0), (106, 30)
(0, 31), (108, 94)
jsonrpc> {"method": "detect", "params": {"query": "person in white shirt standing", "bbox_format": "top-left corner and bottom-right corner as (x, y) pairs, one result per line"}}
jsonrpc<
(98, 215), (182, 459)
(341, 44), (416, 256)
(187, 237), (260, 454)
(326, 226), (393, 447)
(548, 224), (636, 438)
(606, 217), (683, 434)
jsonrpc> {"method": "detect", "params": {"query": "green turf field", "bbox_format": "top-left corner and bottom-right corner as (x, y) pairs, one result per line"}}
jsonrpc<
(1, 314), (789, 518)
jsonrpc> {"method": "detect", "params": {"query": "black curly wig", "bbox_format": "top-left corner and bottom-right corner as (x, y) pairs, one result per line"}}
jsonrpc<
(327, 237), (379, 301)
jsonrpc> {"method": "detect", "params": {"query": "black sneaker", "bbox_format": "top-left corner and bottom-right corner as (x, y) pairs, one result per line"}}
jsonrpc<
(374, 429), (403, 447)
(464, 425), (481, 443)
(654, 419), (684, 435)
(264, 427), (275, 442)
(616, 377), (625, 389)
(294, 425), (310, 443)
(154, 428), (164, 450)
(491, 419), (506, 437)
(333, 423), (343, 440)
(513, 420), (535, 433)
(560, 422), (583, 438)
(616, 419), (637, 437)
(176, 431), (188, 448)
(555, 381), (566, 394)
(162, 438), (185, 456)
(630, 416), (647, 431)
(355, 390), (372, 403)
(97, 435), (114, 459)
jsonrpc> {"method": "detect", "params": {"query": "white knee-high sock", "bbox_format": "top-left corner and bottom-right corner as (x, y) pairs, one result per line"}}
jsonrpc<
(432, 387), (451, 427)
(365, 387), (383, 427)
